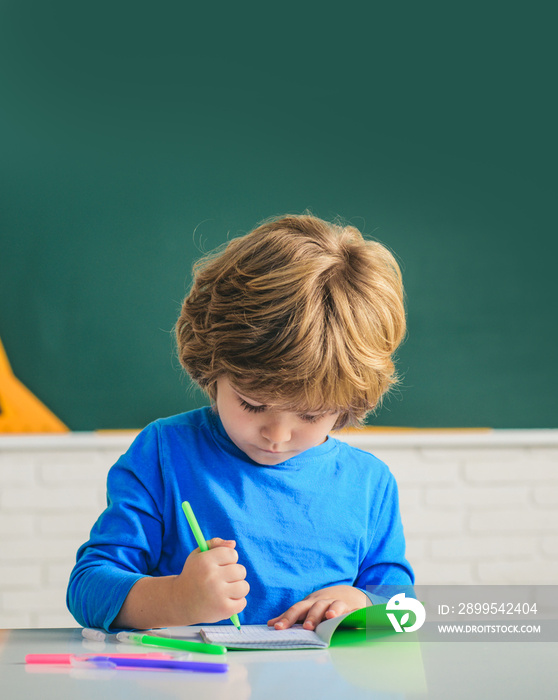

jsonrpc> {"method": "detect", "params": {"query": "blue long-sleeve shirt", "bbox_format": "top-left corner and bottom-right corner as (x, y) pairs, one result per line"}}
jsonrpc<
(67, 407), (413, 630)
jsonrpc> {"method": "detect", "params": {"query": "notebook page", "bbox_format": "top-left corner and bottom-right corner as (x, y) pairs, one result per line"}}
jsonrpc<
(200, 624), (328, 649)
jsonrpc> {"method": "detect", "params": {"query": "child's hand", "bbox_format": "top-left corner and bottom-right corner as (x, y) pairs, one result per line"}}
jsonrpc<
(267, 585), (367, 631)
(172, 537), (249, 624)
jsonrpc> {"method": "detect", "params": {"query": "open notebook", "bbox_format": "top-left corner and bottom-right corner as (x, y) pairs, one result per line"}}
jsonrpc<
(200, 604), (392, 650)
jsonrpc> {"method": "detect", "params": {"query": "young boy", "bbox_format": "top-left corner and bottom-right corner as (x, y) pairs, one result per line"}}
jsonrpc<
(67, 214), (414, 632)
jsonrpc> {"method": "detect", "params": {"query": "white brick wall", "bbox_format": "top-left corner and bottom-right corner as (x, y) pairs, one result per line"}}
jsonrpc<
(0, 434), (128, 628)
(338, 431), (558, 588)
(1, 430), (557, 628)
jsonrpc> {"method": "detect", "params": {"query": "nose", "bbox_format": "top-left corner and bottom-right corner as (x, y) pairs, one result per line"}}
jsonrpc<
(260, 413), (292, 446)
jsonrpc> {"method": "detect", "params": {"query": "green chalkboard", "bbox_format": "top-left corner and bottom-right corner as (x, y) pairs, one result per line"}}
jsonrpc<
(1, 3), (556, 429)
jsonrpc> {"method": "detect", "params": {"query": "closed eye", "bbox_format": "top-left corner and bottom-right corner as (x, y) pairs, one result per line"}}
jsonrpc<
(238, 398), (266, 414)
(299, 413), (325, 423)
(238, 394), (328, 423)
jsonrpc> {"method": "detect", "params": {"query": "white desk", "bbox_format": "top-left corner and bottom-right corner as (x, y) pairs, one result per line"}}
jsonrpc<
(1, 626), (557, 699)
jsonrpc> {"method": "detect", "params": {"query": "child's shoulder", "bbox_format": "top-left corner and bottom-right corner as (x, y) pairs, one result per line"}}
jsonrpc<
(137, 407), (213, 443)
(331, 436), (394, 480)
(154, 406), (211, 429)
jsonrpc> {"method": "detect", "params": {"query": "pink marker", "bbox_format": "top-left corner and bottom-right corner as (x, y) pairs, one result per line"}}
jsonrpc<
(25, 652), (175, 665)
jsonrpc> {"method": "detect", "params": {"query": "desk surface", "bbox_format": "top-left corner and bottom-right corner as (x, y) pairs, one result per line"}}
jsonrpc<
(1, 626), (557, 700)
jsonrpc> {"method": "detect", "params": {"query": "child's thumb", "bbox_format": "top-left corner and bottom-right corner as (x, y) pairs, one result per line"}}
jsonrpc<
(206, 537), (236, 549)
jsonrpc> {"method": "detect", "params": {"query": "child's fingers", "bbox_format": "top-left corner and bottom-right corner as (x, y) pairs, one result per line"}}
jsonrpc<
(223, 563), (247, 583)
(187, 540), (238, 565)
(302, 600), (347, 630)
(206, 545), (239, 566)
(268, 599), (349, 630)
(268, 600), (312, 629)
(269, 615), (298, 630)
(227, 579), (250, 600)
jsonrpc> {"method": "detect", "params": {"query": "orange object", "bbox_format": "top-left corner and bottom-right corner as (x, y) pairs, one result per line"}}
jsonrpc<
(0, 337), (68, 433)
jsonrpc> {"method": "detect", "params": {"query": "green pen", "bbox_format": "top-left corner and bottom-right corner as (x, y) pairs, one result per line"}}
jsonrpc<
(116, 631), (226, 655)
(182, 500), (242, 631)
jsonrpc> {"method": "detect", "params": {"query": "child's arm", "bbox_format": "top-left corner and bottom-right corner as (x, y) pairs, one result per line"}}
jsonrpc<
(67, 421), (250, 631)
(113, 538), (249, 629)
(267, 585), (368, 630)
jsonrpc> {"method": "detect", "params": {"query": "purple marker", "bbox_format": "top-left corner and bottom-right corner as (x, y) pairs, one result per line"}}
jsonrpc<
(86, 655), (228, 673)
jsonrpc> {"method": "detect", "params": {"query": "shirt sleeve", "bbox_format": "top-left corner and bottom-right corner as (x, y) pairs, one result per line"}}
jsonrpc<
(66, 422), (165, 631)
(354, 470), (415, 605)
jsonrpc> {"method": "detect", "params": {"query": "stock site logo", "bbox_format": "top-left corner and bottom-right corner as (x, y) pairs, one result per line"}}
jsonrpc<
(386, 593), (426, 633)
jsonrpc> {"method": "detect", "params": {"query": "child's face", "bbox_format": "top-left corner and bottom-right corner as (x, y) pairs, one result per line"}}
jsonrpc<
(215, 376), (340, 466)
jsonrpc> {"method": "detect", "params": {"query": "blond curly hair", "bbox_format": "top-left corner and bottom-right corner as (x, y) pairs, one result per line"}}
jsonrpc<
(175, 214), (406, 428)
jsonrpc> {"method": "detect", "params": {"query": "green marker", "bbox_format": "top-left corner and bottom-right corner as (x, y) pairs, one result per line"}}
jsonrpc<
(182, 501), (242, 631)
(116, 631), (226, 655)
